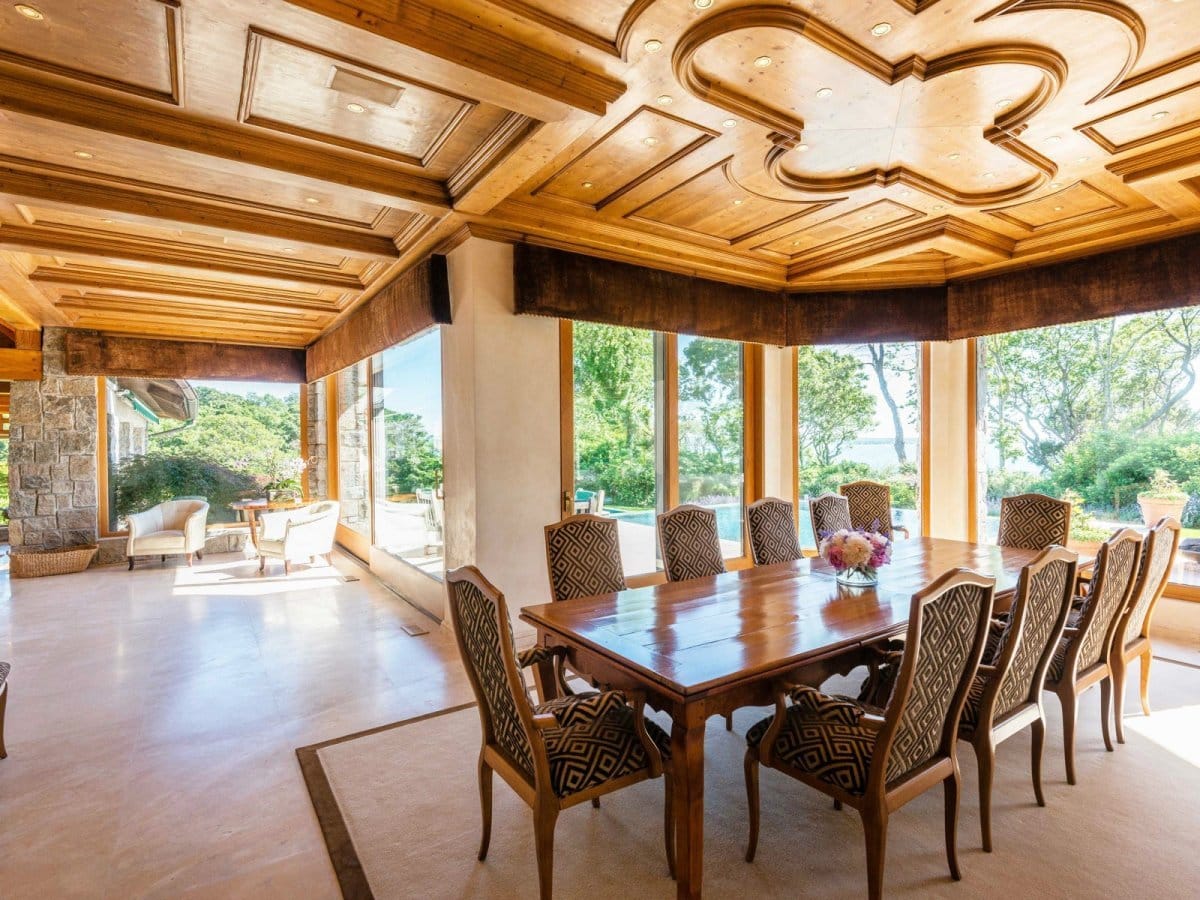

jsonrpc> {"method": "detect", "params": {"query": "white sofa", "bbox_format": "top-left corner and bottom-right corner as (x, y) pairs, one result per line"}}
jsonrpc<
(126, 499), (209, 569)
(256, 500), (339, 575)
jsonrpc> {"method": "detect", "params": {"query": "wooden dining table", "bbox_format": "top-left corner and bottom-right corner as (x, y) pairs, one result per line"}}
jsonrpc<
(520, 536), (1080, 900)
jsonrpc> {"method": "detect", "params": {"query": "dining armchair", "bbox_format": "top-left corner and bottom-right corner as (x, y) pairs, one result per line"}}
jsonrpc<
(1110, 516), (1180, 743)
(0, 660), (9, 759)
(997, 493), (1071, 550)
(957, 546), (1076, 851)
(744, 568), (995, 900)
(1043, 527), (1141, 785)
(657, 504), (725, 582)
(126, 498), (209, 569)
(839, 480), (909, 539)
(808, 492), (853, 541)
(746, 497), (802, 566)
(446, 566), (673, 899)
(538, 514), (628, 701)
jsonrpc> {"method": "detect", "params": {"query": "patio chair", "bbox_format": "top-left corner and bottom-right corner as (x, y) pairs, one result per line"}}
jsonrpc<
(839, 480), (910, 539)
(126, 498), (209, 569)
(808, 493), (852, 542)
(446, 566), (674, 899)
(1043, 528), (1141, 785)
(997, 493), (1071, 550)
(746, 497), (802, 566)
(1110, 516), (1180, 743)
(744, 568), (995, 900)
(257, 500), (339, 575)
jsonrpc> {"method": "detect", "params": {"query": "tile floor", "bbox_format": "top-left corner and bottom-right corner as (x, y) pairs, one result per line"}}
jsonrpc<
(0, 551), (472, 899)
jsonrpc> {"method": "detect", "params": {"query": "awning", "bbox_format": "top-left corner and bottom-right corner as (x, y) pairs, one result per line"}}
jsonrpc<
(113, 377), (198, 424)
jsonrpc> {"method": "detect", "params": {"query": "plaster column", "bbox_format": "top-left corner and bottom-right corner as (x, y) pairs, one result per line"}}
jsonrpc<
(924, 339), (976, 540)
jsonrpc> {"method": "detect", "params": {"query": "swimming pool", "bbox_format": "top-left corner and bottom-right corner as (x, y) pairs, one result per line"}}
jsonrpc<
(610, 502), (744, 542)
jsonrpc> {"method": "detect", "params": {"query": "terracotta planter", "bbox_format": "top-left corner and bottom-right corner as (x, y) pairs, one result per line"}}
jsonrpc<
(1137, 497), (1186, 526)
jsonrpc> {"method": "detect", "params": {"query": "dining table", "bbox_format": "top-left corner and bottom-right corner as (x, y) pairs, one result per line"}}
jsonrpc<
(520, 536), (1087, 900)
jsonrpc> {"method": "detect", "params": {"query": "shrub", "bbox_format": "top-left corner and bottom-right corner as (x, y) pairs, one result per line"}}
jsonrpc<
(113, 452), (259, 523)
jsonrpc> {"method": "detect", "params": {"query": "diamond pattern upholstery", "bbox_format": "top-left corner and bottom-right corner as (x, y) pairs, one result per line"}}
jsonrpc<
(544, 515), (627, 602)
(809, 493), (852, 540)
(746, 697), (879, 795)
(839, 480), (897, 538)
(997, 493), (1071, 550)
(994, 558), (1074, 719)
(0, 661), (8, 688)
(959, 673), (987, 732)
(1078, 536), (1139, 671)
(1123, 524), (1176, 646)
(746, 498), (802, 566)
(658, 505), (726, 582)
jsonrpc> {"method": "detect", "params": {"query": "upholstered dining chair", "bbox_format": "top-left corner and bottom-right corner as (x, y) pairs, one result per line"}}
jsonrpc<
(997, 493), (1071, 550)
(538, 514), (628, 701)
(0, 660), (9, 759)
(446, 566), (673, 899)
(808, 492), (853, 541)
(1043, 527), (1142, 785)
(1110, 516), (1181, 744)
(839, 480), (910, 540)
(744, 568), (995, 900)
(746, 497), (802, 566)
(957, 546), (1077, 851)
(657, 504), (726, 582)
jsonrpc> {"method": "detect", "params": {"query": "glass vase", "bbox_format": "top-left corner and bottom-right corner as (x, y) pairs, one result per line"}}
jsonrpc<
(836, 565), (879, 587)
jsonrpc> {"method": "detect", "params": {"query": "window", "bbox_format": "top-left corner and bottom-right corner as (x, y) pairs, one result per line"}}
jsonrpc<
(101, 378), (302, 533)
(796, 343), (922, 546)
(978, 309), (1200, 542)
(567, 322), (753, 577)
(335, 360), (371, 536)
(371, 329), (444, 577)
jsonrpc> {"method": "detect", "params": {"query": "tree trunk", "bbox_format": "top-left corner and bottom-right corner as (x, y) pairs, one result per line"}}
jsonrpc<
(868, 344), (908, 464)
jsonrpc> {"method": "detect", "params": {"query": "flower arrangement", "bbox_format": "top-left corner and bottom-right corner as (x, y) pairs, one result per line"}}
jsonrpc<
(819, 527), (892, 586)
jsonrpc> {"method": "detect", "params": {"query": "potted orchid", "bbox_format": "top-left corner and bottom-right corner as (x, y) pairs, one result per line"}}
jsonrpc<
(819, 527), (892, 586)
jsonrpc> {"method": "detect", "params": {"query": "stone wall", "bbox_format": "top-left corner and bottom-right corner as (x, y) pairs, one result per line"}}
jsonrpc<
(334, 361), (371, 531)
(7, 327), (99, 550)
(305, 379), (329, 500)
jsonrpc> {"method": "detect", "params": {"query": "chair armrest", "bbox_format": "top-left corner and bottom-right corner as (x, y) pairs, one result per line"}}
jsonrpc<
(977, 664), (997, 675)
(1062, 627), (1080, 637)
(858, 713), (886, 732)
(517, 645), (565, 669)
(282, 514), (336, 556)
(787, 684), (870, 725)
(538, 690), (628, 728)
(126, 509), (153, 539)
(896, 525), (910, 540)
(257, 509), (296, 541)
(183, 507), (208, 550)
(531, 712), (560, 731)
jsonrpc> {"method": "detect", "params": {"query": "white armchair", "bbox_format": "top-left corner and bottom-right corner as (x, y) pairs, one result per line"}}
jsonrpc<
(126, 499), (209, 569)
(256, 500), (339, 575)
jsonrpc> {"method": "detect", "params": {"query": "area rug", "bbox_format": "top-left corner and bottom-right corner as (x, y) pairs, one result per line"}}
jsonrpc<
(298, 664), (1200, 899)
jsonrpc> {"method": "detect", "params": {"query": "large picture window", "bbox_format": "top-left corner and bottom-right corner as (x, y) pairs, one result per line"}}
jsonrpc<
(796, 343), (922, 546)
(979, 309), (1200, 542)
(335, 361), (371, 537)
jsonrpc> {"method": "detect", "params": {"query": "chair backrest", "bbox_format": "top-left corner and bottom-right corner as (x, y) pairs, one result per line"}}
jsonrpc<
(1121, 517), (1181, 648)
(988, 546), (1077, 722)
(305, 500), (340, 520)
(544, 514), (627, 602)
(808, 493), (852, 541)
(873, 569), (994, 788)
(997, 493), (1071, 550)
(445, 566), (537, 781)
(746, 497), (802, 566)
(657, 504), (726, 582)
(839, 480), (896, 538)
(1069, 528), (1142, 676)
(160, 498), (208, 529)
(587, 489), (606, 514)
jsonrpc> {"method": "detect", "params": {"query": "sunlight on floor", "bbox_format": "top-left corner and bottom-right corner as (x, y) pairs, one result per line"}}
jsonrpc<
(1124, 704), (1200, 769)
(171, 556), (347, 597)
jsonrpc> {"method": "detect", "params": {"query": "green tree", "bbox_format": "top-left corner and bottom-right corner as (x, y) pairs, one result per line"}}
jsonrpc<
(678, 337), (742, 499)
(796, 347), (876, 466)
(383, 411), (442, 495)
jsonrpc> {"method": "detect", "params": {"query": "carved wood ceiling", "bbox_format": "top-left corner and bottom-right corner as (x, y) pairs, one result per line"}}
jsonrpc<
(2, 0), (1200, 347)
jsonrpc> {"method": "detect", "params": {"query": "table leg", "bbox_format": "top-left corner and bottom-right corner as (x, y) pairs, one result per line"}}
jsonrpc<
(671, 714), (706, 899)
(246, 509), (260, 552)
(531, 652), (562, 703)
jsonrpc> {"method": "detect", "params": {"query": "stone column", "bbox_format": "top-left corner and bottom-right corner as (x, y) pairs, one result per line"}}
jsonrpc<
(7, 327), (99, 550)
(305, 379), (329, 500)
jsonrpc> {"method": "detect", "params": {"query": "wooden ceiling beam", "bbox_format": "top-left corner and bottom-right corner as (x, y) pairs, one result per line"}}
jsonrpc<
(0, 163), (401, 260)
(0, 252), (66, 328)
(0, 63), (450, 213)
(64, 331), (307, 381)
(0, 224), (364, 291)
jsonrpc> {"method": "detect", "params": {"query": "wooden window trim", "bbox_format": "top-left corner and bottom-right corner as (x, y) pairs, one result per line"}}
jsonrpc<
(95, 378), (125, 538)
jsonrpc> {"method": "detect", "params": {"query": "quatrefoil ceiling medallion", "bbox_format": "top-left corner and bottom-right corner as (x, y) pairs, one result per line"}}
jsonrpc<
(673, 6), (1068, 207)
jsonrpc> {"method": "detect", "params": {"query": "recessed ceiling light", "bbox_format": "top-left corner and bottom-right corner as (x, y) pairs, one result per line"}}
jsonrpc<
(693, 0), (713, 8)
(1046, 135), (1062, 144)
(656, 94), (673, 105)
(582, 181), (594, 189)
(1050, 181), (1063, 189)
(72, 150), (93, 159)
(995, 98), (1013, 109)
(900, 189), (911, 196)
(1077, 155), (1091, 163)
(753, 56), (773, 68)
(101, 218), (113, 224)
(982, 171), (994, 178)
(796, 143), (809, 152)
(14, 4), (43, 20)
(933, 203), (946, 210)
(1152, 110), (1170, 120)
(733, 198), (744, 205)
(1053, 206), (1064, 212)
(864, 214), (875, 221)
(722, 118), (737, 128)
(282, 247), (297, 254)
(816, 87), (833, 99)
(871, 22), (892, 37)
(345, 102), (365, 114)
(948, 153), (961, 160)
(792, 240), (801, 246)
(644, 39), (663, 53)
(847, 165), (858, 172)
(642, 136), (659, 146)
(305, 196), (320, 204)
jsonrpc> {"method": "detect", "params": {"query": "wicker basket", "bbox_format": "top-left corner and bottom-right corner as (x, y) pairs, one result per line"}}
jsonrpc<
(10, 544), (98, 578)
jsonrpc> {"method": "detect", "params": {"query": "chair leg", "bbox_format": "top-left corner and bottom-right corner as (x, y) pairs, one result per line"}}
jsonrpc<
(1100, 677), (1114, 753)
(861, 806), (889, 900)
(196, 550), (203, 560)
(477, 754), (492, 861)
(259, 556), (266, 574)
(1059, 687), (1079, 786)
(664, 771), (676, 879)
(1111, 653), (1127, 745)
(725, 713), (733, 731)
(161, 555), (166, 565)
(743, 750), (760, 863)
(284, 560), (292, 576)
(591, 798), (600, 809)
(975, 735), (996, 852)
(833, 798), (843, 811)
(1140, 648), (1153, 717)
(533, 802), (558, 900)
(186, 553), (194, 567)
(1031, 717), (1046, 807)
(945, 771), (962, 880)
(127, 556), (134, 571)
(0, 683), (8, 759)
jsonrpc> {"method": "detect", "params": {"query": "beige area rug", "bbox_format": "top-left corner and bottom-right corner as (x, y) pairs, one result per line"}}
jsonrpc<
(298, 663), (1200, 899)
